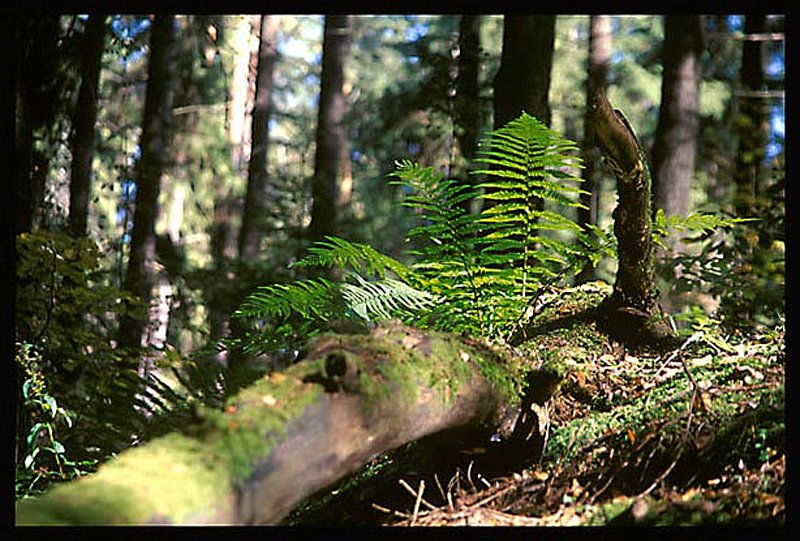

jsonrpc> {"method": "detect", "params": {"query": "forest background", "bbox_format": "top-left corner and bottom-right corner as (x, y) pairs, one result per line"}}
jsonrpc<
(12, 13), (784, 511)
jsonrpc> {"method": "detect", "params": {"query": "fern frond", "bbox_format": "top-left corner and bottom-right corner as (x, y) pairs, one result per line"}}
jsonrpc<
(234, 277), (341, 322)
(341, 274), (440, 322)
(294, 236), (413, 281)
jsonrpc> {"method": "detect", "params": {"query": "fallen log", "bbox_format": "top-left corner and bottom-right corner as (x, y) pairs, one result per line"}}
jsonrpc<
(16, 321), (529, 525)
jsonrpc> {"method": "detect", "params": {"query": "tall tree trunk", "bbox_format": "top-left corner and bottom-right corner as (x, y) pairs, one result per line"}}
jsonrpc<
(492, 15), (555, 129)
(239, 16), (278, 261)
(13, 16), (68, 234)
(454, 15), (482, 171)
(228, 16), (259, 173)
(650, 15), (704, 221)
(452, 15), (482, 215)
(734, 14), (768, 218)
(68, 15), (107, 237)
(309, 15), (353, 244)
(577, 15), (611, 283)
(14, 76), (34, 234)
(118, 15), (177, 350)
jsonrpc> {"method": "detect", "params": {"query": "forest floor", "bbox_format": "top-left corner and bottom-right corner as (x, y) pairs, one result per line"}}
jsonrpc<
(285, 316), (785, 527)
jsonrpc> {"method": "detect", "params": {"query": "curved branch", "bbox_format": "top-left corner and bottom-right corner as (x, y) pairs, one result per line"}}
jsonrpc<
(587, 88), (675, 348)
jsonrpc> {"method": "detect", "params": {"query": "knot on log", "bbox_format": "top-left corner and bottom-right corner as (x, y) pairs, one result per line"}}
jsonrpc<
(302, 351), (361, 393)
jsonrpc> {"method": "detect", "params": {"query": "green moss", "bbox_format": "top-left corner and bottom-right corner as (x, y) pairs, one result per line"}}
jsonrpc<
(204, 367), (324, 484)
(17, 368), (325, 525)
(16, 432), (231, 524)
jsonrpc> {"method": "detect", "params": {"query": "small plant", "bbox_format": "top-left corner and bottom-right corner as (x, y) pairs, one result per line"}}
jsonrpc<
(651, 208), (764, 333)
(15, 342), (97, 500)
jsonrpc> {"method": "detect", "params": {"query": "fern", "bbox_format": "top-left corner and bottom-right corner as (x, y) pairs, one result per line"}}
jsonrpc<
(388, 160), (489, 331)
(234, 113), (600, 354)
(341, 274), (439, 321)
(232, 277), (342, 354)
(293, 235), (414, 282)
(652, 209), (756, 248)
(233, 237), (438, 355)
(473, 113), (587, 287)
(391, 113), (592, 341)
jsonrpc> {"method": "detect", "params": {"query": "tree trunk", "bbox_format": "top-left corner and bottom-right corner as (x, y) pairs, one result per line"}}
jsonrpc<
(13, 16), (68, 234)
(454, 15), (482, 170)
(309, 15), (353, 243)
(489, 15), (555, 222)
(650, 15), (704, 221)
(118, 15), (178, 350)
(588, 89), (675, 349)
(451, 15), (482, 215)
(238, 15), (278, 261)
(734, 14), (769, 218)
(227, 16), (259, 173)
(577, 15), (611, 283)
(16, 321), (528, 525)
(492, 15), (555, 129)
(68, 15), (107, 238)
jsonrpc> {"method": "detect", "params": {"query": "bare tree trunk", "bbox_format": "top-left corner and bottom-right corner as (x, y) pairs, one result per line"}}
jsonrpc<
(451, 15), (482, 215)
(228, 16), (259, 173)
(68, 15), (107, 237)
(492, 15), (555, 129)
(734, 14), (769, 218)
(650, 15), (704, 221)
(309, 15), (353, 243)
(489, 15), (555, 224)
(238, 15), (278, 261)
(454, 15), (482, 169)
(577, 15), (611, 283)
(13, 16), (68, 234)
(118, 15), (177, 350)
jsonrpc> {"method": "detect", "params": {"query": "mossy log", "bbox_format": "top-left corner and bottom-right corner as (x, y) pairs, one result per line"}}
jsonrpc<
(16, 321), (532, 525)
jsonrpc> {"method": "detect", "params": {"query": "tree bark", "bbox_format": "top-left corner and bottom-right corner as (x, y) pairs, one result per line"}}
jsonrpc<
(16, 321), (523, 525)
(309, 15), (353, 243)
(13, 16), (70, 234)
(452, 15), (482, 215)
(492, 15), (555, 129)
(734, 14), (769, 218)
(238, 15), (278, 261)
(454, 15), (482, 169)
(650, 15), (704, 221)
(118, 15), (178, 350)
(577, 15), (611, 282)
(227, 16), (259, 173)
(587, 89), (675, 348)
(68, 15), (107, 238)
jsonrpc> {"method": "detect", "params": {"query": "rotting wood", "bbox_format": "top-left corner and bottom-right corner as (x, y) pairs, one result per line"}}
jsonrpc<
(587, 88), (676, 350)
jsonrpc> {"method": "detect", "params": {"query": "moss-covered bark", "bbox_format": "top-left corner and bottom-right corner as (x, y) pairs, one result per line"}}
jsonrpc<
(587, 88), (675, 349)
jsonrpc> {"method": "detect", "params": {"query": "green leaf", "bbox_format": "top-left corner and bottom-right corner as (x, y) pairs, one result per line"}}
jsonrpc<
(44, 396), (58, 418)
(27, 423), (45, 447)
(50, 440), (66, 454)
